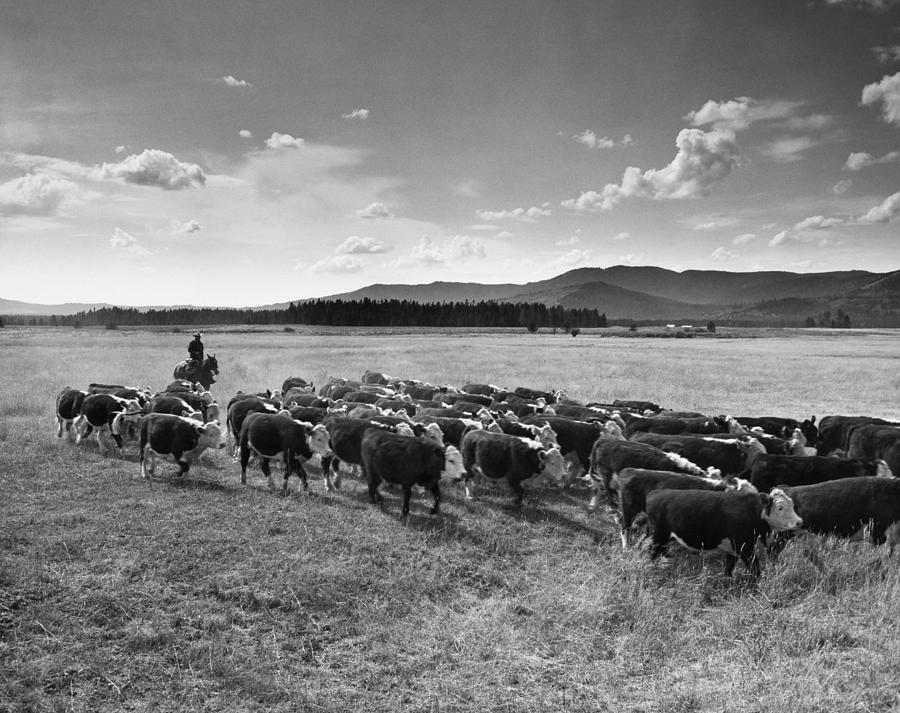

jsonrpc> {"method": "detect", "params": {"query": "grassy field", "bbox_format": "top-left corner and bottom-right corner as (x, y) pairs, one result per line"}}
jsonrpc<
(2, 326), (900, 712)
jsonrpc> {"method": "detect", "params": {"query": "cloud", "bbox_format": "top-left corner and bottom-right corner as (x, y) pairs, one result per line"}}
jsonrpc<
(873, 46), (900, 64)
(336, 235), (388, 254)
(171, 218), (202, 235)
(398, 235), (486, 266)
(265, 132), (305, 149)
(0, 173), (79, 215)
(341, 108), (370, 120)
(618, 252), (645, 265)
(239, 129), (253, 139)
(685, 97), (801, 132)
(794, 215), (844, 230)
(561, 128), (740, 211)
(114, 145), (126, 154)
(220, 75), (253, 88)
(94, 149), (206, 189)
(844, 150), (900, 170)
(861, 72), (900, 126)
(784, 114), (834, 131)
(453, 180), (482, 198)
(822, 0), (900, 10)
(475, 204), (552, 221)
(555, 235), (581, 246)
(553, 248), (594, 267)
(763, 136), (817, 163)
(832, 178), (853, 194)
(356, 201), (393, 219)
(612, 231), (631, 241)
(858, 191), (900, 223)
(732, 233), (756, 245)
(110, 227), (151, 256)
(307, 255), (364, 273)
(711, 246), (737, 260)
(574, 130), (614, 149)
(769, 230), (790, 247)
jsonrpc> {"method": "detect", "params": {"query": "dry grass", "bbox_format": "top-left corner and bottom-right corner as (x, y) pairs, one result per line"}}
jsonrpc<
(1, 325), (899, 712)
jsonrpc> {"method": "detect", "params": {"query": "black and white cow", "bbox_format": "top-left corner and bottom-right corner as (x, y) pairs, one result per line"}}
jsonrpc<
(779, 477), (900, 545)
(629, 433), (755, 476)
(239, 413), (331, 493)
(139, 413), (226, 479)
(614, 467), (755, 548)
(623, 415), (727, 439)
(741, 452), (892, 492)
(460, 430), (567, 505)
(522, 415), (611, 478)
(816, 415), (897, 455)
(646, 488), (802, 577)
(55, 387), (87, 441)
(74, 393), (144, 454)
(361, 429), (465, 518)
(151, 394), (203, 420)
(225, 395), (283, 454)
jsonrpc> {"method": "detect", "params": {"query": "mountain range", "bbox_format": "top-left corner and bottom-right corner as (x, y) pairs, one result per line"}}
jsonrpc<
(4, 266), (900, 326)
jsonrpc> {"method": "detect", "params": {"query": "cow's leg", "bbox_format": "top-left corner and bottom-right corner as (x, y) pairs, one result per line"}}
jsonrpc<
(649, 527), (670, 561)
(463, 476), (474, 500)
(588, 484), (601, 513)
(510, 479), (525, 507)
(281, 453), (293, 495)
(870, 522), (888, 545)
(177, 455), (190, 477)
(56, 416), (64, 438)
(239, 442), (251, 484)
(368, 469), (383, 505)
(429, 481), (441, 515)
(96, 428), (106, 455)
(401, 485), (413, 517)
(141, 446), (149, 479)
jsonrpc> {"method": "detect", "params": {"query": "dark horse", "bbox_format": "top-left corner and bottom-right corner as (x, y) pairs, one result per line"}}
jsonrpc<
(173, 354), (219, 390)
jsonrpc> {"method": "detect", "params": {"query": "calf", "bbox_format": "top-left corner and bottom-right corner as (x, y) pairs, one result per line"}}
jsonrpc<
(239, 413), (330, 494)
(614, 468), (753, 548)
(460, 430), (567, 505)
(523, 415), (607, 478)
(361, 429), (464, 518)
(139, 413), (225, 479)
(225, 395), (282, 454)
(629, 433), (751, 476)
(780, 478), (900, 545)
(55, 387), (87, 440)
(646, 488), (801, 577)
(742, 453), (891, 493)
(74, 393), (143, 454)
(151, 394), (202, 420)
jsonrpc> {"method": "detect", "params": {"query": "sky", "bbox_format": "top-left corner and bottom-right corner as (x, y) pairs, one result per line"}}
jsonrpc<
(1, 0), (899, 307)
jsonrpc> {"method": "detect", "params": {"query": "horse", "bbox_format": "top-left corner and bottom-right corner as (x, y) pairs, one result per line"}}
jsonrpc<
(173, 354), (219, 390)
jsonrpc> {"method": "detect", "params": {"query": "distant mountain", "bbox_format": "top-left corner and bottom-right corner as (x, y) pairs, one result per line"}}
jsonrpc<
(0, 298), (116, 316)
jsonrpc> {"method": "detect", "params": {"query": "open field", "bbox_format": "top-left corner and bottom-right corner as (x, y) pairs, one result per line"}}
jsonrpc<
(2, 327), (900, 712)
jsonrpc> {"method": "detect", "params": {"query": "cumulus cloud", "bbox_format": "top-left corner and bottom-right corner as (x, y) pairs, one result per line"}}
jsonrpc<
(769, 230), (790, 247)
(94, 149), (206, 189)
(732, 233), (756, 245)
(265, 132), (305, 149)
(822, 0), (900, 10)
(0, 173), (79, 215)
(308, 255), (364, 273)
(572, 130), (633, 149)
(873, 46), (900, 64)
(220, 75), (253, 88)
(711, 246), (737, 260)
(475, 204), (552, 221)
(832, 178), (853, 194)
(336, 235), (388, 254)
(619, 253), (645, 265)
(110, 227), (150, 256)
(341, 108), (370, 120)
(114, 145), (126, 154)
(453, 180), (482, 198)
(612, 231), (631, 241)
(398, 235), (486, 266)
(861, 72), (900, 126)
(561, 128), (740, 211)
(239, 129), (253, 139)
(794, 215), (844, 230)
(553, 248), (594, 267)
(858, 191), (900, 223)
(845, 150), (900, 170)
(171, 218), (202, 235)
(495, 231), (514, 240)
(356, 202), (393, 219)
(685, 97), (801, 132)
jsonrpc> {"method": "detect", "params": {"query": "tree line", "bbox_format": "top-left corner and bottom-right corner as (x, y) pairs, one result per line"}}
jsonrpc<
(0, 299), (608, 329)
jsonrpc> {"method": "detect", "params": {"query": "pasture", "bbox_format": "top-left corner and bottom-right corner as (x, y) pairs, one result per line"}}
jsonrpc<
(2, 326), (900, 712)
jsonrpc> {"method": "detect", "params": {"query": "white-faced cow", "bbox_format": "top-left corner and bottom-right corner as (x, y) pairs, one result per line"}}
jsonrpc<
(74, 393), (144, 454)
(646, 488), (802, 578)
(139, 413), (226, 479)
(239, 413), (331, 494)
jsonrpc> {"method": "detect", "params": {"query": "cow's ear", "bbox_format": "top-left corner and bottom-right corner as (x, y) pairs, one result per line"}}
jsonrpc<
(758, 492), (773, 511)
(810, 415), (816, 424)
(538, 450), (547, 463)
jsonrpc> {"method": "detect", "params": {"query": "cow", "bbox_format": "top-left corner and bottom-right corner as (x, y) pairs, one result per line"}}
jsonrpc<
(551, 404), (610, 421)
(74, 393), (143, 454)
(613, 468), (755, 548)
(522, 415), (610, 479)
(442, 392), (493, 408)
(646, 488), (802, 578)
(735, 416), (818, 446)
(281, 377), (313, 394)
(816, 415), (897, 455)
(361, 429), (465, 518)
(460, 430), (567, 505)
(413, 415), (484, 448)
(588, 439), (716, 512)
(287, 406), (329, 425)
(629, 433), (754, 476)
(283, 387), (323, 408)
(150, 394), (202, 420)
(741, 452), (892, 493)
(344, 390), (381, 405)
(623, 415), (726, 439)
(461, 382), (502, 397)
(55, 387), (87, 441)
(361, 370), (391, 385)
(239, 413), (331, 494)
(613, 399), (661, 414)
(139, 413), (225, 479)
(778, 478), (900, 546)
(320, 417), (397, 490)
(496, 418), (559, 450)
(225, 395), (282, 455)
(374, 398), (417, 417)
(847, 425), (900, 462)
(401, 384), (444, 401)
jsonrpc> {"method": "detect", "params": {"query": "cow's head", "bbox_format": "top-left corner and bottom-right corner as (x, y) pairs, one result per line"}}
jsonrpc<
(197, 420), (226, 449)
(421, 422), (444, 446)
(205, 402), (220, 423)
(394, 422), (415, 437)
(306, 424), (332, 456)
(537, 445), (568, 486)
(441, 445), (466, 481)
(760, 489), (803, 531)
(532, 423), (559, 449)
(725, 416), (749, 435)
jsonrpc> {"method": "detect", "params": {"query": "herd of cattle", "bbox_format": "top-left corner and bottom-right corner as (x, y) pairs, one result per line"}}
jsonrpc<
(54, 370), (900, 578)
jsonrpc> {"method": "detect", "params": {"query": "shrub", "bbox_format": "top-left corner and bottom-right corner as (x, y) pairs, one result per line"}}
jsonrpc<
(283, 326), (296, 333)
(570, 327), (580, 337)
(104, 322), (119, 330)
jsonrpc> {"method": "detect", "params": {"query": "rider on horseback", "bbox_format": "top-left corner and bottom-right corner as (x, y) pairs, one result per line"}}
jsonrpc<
(188, 332), (204, 378)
